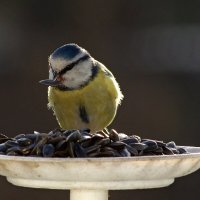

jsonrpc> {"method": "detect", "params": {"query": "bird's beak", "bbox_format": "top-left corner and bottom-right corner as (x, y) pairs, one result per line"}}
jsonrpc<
(39, 79), (61, 86)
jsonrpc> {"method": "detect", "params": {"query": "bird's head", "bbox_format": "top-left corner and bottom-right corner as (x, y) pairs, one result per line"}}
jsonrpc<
(40, 43), (96, 90)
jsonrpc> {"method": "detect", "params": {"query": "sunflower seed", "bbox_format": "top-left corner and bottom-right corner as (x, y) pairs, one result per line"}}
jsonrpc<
(42, 144), (55, 157)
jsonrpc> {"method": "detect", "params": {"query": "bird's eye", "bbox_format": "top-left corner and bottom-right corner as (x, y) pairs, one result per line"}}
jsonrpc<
(58, 54), (89, 75)
(59, 63), (74, 75)
(66, 64), (74, 71)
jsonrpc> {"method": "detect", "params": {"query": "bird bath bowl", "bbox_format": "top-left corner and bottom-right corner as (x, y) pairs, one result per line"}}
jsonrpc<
(0, 146), (200, 200)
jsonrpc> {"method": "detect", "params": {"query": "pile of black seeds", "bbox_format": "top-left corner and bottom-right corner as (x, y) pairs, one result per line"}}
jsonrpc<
(0, 129), (188, 157)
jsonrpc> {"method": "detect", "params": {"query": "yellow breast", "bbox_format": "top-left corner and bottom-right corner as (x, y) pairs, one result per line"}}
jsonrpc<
(48, 63), (123, 132)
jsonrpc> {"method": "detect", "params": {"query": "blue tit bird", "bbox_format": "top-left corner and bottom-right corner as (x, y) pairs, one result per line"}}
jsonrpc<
(40, 43), (123, 132)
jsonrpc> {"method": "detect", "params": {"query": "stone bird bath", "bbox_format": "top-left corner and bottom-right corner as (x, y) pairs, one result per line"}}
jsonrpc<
(0, 146), (200, 200)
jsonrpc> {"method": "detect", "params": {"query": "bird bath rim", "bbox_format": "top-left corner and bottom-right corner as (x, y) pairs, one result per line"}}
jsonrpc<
(0, 146), (199, 162)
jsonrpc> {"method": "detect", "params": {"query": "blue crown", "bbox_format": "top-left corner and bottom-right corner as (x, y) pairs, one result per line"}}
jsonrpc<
(51, 44), (83, 60)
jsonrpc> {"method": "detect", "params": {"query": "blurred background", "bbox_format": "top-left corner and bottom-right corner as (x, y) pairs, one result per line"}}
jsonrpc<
(0, 0), (200, 199)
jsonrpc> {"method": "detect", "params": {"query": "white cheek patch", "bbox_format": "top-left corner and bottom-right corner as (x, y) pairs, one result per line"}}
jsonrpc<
(62, 59), (93, 89)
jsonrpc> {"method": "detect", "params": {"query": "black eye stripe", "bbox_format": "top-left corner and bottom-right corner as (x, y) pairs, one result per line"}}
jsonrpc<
(59, 54), (90, 75)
